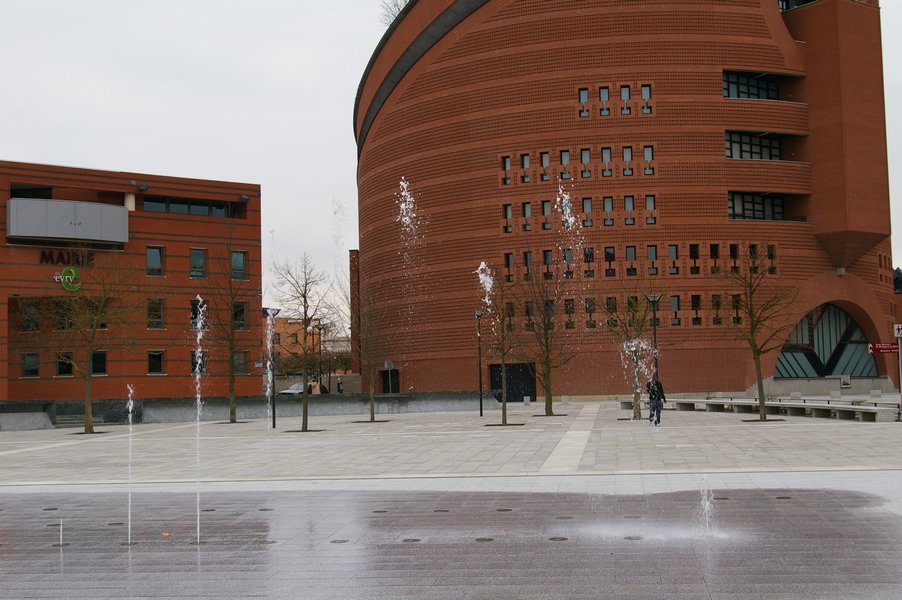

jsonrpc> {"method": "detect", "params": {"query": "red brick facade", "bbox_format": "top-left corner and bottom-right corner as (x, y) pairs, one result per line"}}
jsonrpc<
(354, 0), (897, 396)
(0, 161), (263, 407)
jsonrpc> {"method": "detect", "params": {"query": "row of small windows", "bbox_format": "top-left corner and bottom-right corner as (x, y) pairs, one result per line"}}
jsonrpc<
(18, 350), (251, 377)
(502, 243), (777, 280)
(779, 0), (816, 11)
(147, 247), (248, 279)
(502, 146), (655, 184)
(577, 84), (653, 117)
(505, 293), (751, 328)
(17, 298), (250, 332)
(502, 194), (657, 231)
(143, 195), (245, 219)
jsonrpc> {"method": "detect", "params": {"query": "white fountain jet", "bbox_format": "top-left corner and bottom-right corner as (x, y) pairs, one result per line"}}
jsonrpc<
(474, 261), (494, 306)
(192, 295), (207, 545)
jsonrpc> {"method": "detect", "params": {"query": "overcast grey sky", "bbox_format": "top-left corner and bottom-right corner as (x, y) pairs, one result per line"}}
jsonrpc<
(0, 0), (900, 300)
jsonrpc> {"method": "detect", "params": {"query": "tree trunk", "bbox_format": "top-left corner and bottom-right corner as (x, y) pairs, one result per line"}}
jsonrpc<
(501, 360), (507, 426)
(369, 366), (376, 422)
(543, 363), (554, 416)
(632, 358), (642, 420)
(83, 373), (94, 434)
(228, 371), (237, 424)
(301, 364), (309, 431)
(755, 354), (767, 421)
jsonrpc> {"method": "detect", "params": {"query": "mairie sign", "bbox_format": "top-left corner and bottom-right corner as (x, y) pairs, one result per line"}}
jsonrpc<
(53, 266), (81, 292)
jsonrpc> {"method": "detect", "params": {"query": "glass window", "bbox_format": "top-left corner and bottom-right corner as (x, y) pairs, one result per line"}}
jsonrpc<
(670, 295), (680, 311)
(691, 295), (701, 311)
(57, 352), (73, 376)
(581, 149), (591, 164)
(647, 245), (657, 261)
(231, 251), (247, 280)
(645, 195), (655, 211)
(169, 198), (189, 214)
(232, 302), (247, 330)
(604, 247), (615, 262)
(147, 247), (164, 276)
(723, 71), (779, 100)
(52, 299), (73, 331)
(582, 198), (592, 213)
(578, 88), (589, 103)
(522, 202), (531, 218)
(91, 351), (107, 375)
(233, 351), (249, 374)
(625, 196), (635, 211)
(148, 351), (165, 375)
(190, 200), (209, 216)
(210, 201), (227, 218)
(521, 154), (530, 169)
(669, 245), (678, 260)
(143, 196), (167, 212)
(626, 246), (636, 261)
(147, 299), (164, 329)
(563, 248), (573, 264)
(725, 132), (782, 160)
(21, 353), (39, 377)
(503, 204), (512, 219)
(601, 147), (611, 163)
(606, 297), (617, 313)
(20, 300), (39, 332)
(540, 152), (550, 168)
(641, 85), (651, 100)
(623, 147), (632, 162)
(620, 85), (630, 101)
(542, 200), (551, 216)
(504, 253), (513, 269)
(502, 156), (511, 170)
(710, 244), (720, 259)
(585, 298), (597, 313)
(604, 197), (613, 212)
(644, 146), (654, 161)
(543, 250), (553, 266)
(712, 295), (722, 310)
(190, 299), (205, 330)
(730, 244), (739, 260)
(690, 244), (699, 260)
(560, 150), (570, 165)
(600, 87), (609, 101)
(583, 247), (594, 263)
(189, 248), (206, 278)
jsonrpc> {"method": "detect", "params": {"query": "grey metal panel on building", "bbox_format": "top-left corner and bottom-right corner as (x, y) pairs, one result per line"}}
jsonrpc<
(7, 198), (128, 243)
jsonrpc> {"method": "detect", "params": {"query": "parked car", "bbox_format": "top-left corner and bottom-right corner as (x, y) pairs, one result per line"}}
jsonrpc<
(277, 383), (305, 395)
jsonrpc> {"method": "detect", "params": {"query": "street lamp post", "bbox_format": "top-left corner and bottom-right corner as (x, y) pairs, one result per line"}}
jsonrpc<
(315, 322), (326, 393)
(475, 309), (484, 417)
(645, 293), (662, 380)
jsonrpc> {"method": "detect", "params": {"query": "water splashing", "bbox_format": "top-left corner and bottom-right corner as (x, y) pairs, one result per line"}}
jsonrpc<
(264, 309), (276, 428)
(192, 295), (207, 546)
(396, 177), (419, 238)
(126, 384), (135, 546)
(620, 338), (656, 411)
(475, 262), (494, 306)
(699, 475), (715, 534)
(555, 183), (579, 232)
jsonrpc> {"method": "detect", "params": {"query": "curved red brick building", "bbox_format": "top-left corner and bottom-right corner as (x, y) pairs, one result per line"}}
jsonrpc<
(354, 0), (897, 399)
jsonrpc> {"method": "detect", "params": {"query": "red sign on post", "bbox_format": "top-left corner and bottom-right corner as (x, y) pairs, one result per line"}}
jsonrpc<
(869, 343), (899, 354)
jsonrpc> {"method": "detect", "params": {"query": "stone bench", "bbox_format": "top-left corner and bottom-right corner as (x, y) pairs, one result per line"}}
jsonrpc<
(766, 400), (897, 422)
(672, 398), (759, 413)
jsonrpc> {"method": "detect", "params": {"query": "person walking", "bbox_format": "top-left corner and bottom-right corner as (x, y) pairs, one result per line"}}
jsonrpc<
(646, 375), (666, 426)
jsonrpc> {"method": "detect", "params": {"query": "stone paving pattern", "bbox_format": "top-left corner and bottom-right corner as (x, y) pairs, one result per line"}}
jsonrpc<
(1, 401), (902, 598)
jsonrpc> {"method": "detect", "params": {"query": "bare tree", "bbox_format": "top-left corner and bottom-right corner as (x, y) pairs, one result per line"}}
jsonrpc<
(21, 248), (144, 434)
(480, 266), (520, 426)
(272, 254), (329, 431)
(517, 261), (578, 416)
(602, 285), (658, 420)
(722, 245), (798, 420)
(379, 0), (408, 27)
(356, 274), (387, 422)
(199, 234), (260, 423)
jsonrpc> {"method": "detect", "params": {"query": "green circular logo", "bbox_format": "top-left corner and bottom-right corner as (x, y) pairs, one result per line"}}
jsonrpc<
(60, 266), (81, 292)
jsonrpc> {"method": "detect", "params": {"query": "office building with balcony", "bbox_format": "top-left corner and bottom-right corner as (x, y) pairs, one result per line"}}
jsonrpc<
(0, 160), (263, 423)
(352, 0), (897, 399)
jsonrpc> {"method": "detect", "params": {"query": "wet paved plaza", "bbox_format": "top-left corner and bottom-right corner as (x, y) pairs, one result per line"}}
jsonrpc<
(1, 402), (902, 598)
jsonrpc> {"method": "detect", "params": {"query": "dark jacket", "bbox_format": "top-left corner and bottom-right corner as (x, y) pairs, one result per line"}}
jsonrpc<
(646, 380), (665, 405)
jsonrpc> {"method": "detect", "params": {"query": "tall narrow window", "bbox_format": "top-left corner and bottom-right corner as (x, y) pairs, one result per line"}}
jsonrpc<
(190, 299), (205, 330)
(57, 352), (73, 376)
(622, 146), (633, 176)
(521, 154), (530, 182)
(21, 353), (39, 377)
(540, 152), (550, 180)
(645, 195), (656, 224)
(232, 351), (248, 375)
(20, 300), (39, 332)
(581, 197), (592, 226)
(560, 150), (570, 179)
(147, 299), (164, 329)
(668, 244), (679, 274)
(670, 295), (681, 325)
(620, 85), (631, 114)
(147, 246), (164, 276)
(232, 302), (247, 330)
(502, 156), (511, 185)
(599, 86), (610, 115)
(189, 248), (206, 278)
(91, 351), (107, 375)
(625, 196), (635, 225)
(578, 88), (589, 117)
(580, 149), (591, 178)
(148, 351), (165, 375)
(601, 147), (612, 177)
(641, 84), (652, 113)
(522, 202), (532, 218)
(643, 146), (654, 175)
(231, 251), (247, 280)
(603, 196), (614, 226)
